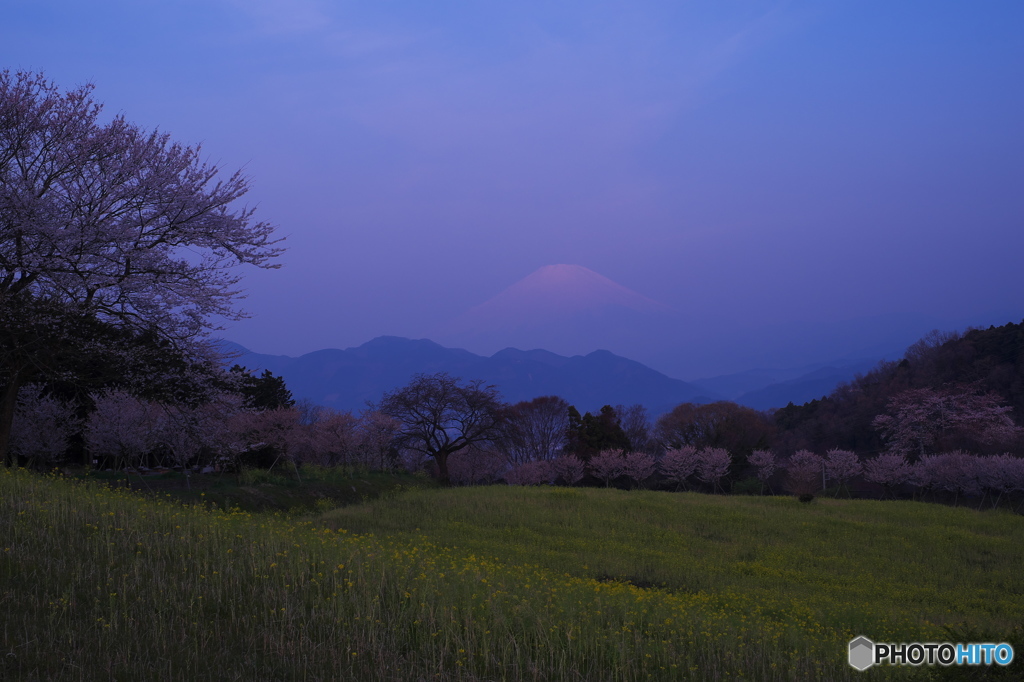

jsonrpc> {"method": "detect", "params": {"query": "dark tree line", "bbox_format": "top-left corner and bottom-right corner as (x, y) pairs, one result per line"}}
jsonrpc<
(772, 321), (1024, 457)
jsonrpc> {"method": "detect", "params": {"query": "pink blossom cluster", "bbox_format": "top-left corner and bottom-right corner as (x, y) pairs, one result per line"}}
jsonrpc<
(656, 446), (733, 491)
(911, 451), (1024, 499)
(550, 455), (585, 485)
(26, 388), (408, 472)
(589, 449), (626, 487)
(696, 448), (731, 490)
(784, 450), (824, 495)
(10, 386), (81, 463)
(862, 453), (914, 491)
(748, 449), (777, 483)
(659, 446), (698, 489)
(448, 447), (507, 486)
(504, 460), (554, 486)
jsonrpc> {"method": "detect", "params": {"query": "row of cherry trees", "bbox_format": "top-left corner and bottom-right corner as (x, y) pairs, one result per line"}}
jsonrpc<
(455, 444), (1024, 507)
(8, 385), (402, 473)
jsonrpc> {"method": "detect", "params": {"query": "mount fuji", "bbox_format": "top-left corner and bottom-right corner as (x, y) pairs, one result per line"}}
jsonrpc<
(433, 264), (689, 367)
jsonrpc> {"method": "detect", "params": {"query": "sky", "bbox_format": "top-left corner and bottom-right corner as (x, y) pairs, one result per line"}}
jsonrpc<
(3, 1), (1023, 379)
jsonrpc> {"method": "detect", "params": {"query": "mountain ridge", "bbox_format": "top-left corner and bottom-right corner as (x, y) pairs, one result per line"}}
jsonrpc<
(219, 336), (716, 416)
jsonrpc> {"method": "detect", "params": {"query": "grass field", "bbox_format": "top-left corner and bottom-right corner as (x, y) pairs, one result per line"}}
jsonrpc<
(76, 465), (435, 513)
(2, 468), (1021, 680)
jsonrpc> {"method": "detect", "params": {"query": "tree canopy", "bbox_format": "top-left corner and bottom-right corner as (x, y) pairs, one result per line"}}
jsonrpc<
(378, 373), (503, 484)
(0, 71), (282, 464)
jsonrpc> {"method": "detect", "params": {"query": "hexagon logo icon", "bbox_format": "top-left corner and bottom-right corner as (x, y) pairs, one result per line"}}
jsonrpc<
(849, 636), (875, 671)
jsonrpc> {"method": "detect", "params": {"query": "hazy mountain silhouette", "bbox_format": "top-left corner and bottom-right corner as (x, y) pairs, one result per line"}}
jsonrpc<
(731, 360), (881, 410)
(219, 336), (716, 416)
(433, 264), (686, 363)
(428, 263), (942, 382)
(690, 358), (883, 410)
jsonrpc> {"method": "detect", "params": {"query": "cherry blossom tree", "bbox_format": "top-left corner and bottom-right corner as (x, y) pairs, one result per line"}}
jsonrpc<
(0, 71), (282, 465)
(192, 393), (248, 472)
(912, 451), (982, 503)
(308, 410), (361, 468)
(785, 450), (823, 497)
(156, 405), (205, 472)
(550, 454), (585, 486)
(622, 451), (657, 489)
(862, 453), (913, 498)
(824, 449), (862, 497)
(589, 449), (626, 487)
(235, 408), (304, 479)
(85, 390), (161, 470)
(659, 446), (699, 491)
(696, 447), (731, 492)
(873, 386), (1021, 459)
(747, 449), (777, 494)
(448, 446), (507, 486)
(378, 373), (503, 484)
(504, 459), (553, 486)
(355, 411), (401, 471)
(9, 385), (81, 465)
(976, 454), (1024, 509)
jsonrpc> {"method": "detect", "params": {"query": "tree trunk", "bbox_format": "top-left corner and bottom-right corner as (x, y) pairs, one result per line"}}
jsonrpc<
(434, 451), (450, 485)
(0, 367), (26, 467)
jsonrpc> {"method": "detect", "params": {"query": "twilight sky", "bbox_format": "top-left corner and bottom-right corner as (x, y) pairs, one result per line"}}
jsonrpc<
(4, 1), (1023, 379)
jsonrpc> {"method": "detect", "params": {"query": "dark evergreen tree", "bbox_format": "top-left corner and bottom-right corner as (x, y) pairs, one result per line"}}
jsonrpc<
(564, 404), (631, 459)
(229, 366), (295, 411)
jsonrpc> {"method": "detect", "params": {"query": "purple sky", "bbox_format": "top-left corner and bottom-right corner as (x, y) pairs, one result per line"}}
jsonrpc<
(4, 1), (1023, 378)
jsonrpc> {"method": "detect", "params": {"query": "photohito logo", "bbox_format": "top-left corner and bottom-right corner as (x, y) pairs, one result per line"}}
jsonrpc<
(849, 636), (1014, 671)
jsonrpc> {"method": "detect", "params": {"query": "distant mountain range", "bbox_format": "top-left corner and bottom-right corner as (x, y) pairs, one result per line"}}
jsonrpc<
(425, 263), (938, 381)
(219, 335), (892, 416)
(690, 359), (882, 410)
(218, 337), (716, 416)
(432, 264), (688, 371)
(219, 336), (889, 416)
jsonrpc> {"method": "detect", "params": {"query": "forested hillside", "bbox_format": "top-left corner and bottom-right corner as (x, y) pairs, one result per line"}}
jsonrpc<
(773, 321), (1024, 456)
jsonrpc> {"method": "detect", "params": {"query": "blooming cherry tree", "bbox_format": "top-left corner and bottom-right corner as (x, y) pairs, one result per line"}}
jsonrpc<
(85, 390), (160, 469)
(659, 446), (699, 490)
(622, 451), (656, 489)
(696, 447), (731, 492)
(747, 449), (777, 494)
(448, 446), (507, 486)
(309, 410), (361, 468)
(0, 71), (282, 465)
(785, 450), (824, 497)
(550, 455), (585, 486)
(590, 449), (626, 487)
(10, 385), (81, 465)
(355, 411), (402, 471)
(873, 386), (1021, 458)
(505, 460), (553, 486)
(913, 451), (981, 502)
(863, 453), (913, 498)
(824, 449), (862, 497)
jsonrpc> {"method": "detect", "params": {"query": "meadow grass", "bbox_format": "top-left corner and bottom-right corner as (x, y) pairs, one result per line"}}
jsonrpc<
(322, 486), (1024, 640)
(74, 465), (434, 514)
(2, 469), (1021, 680)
